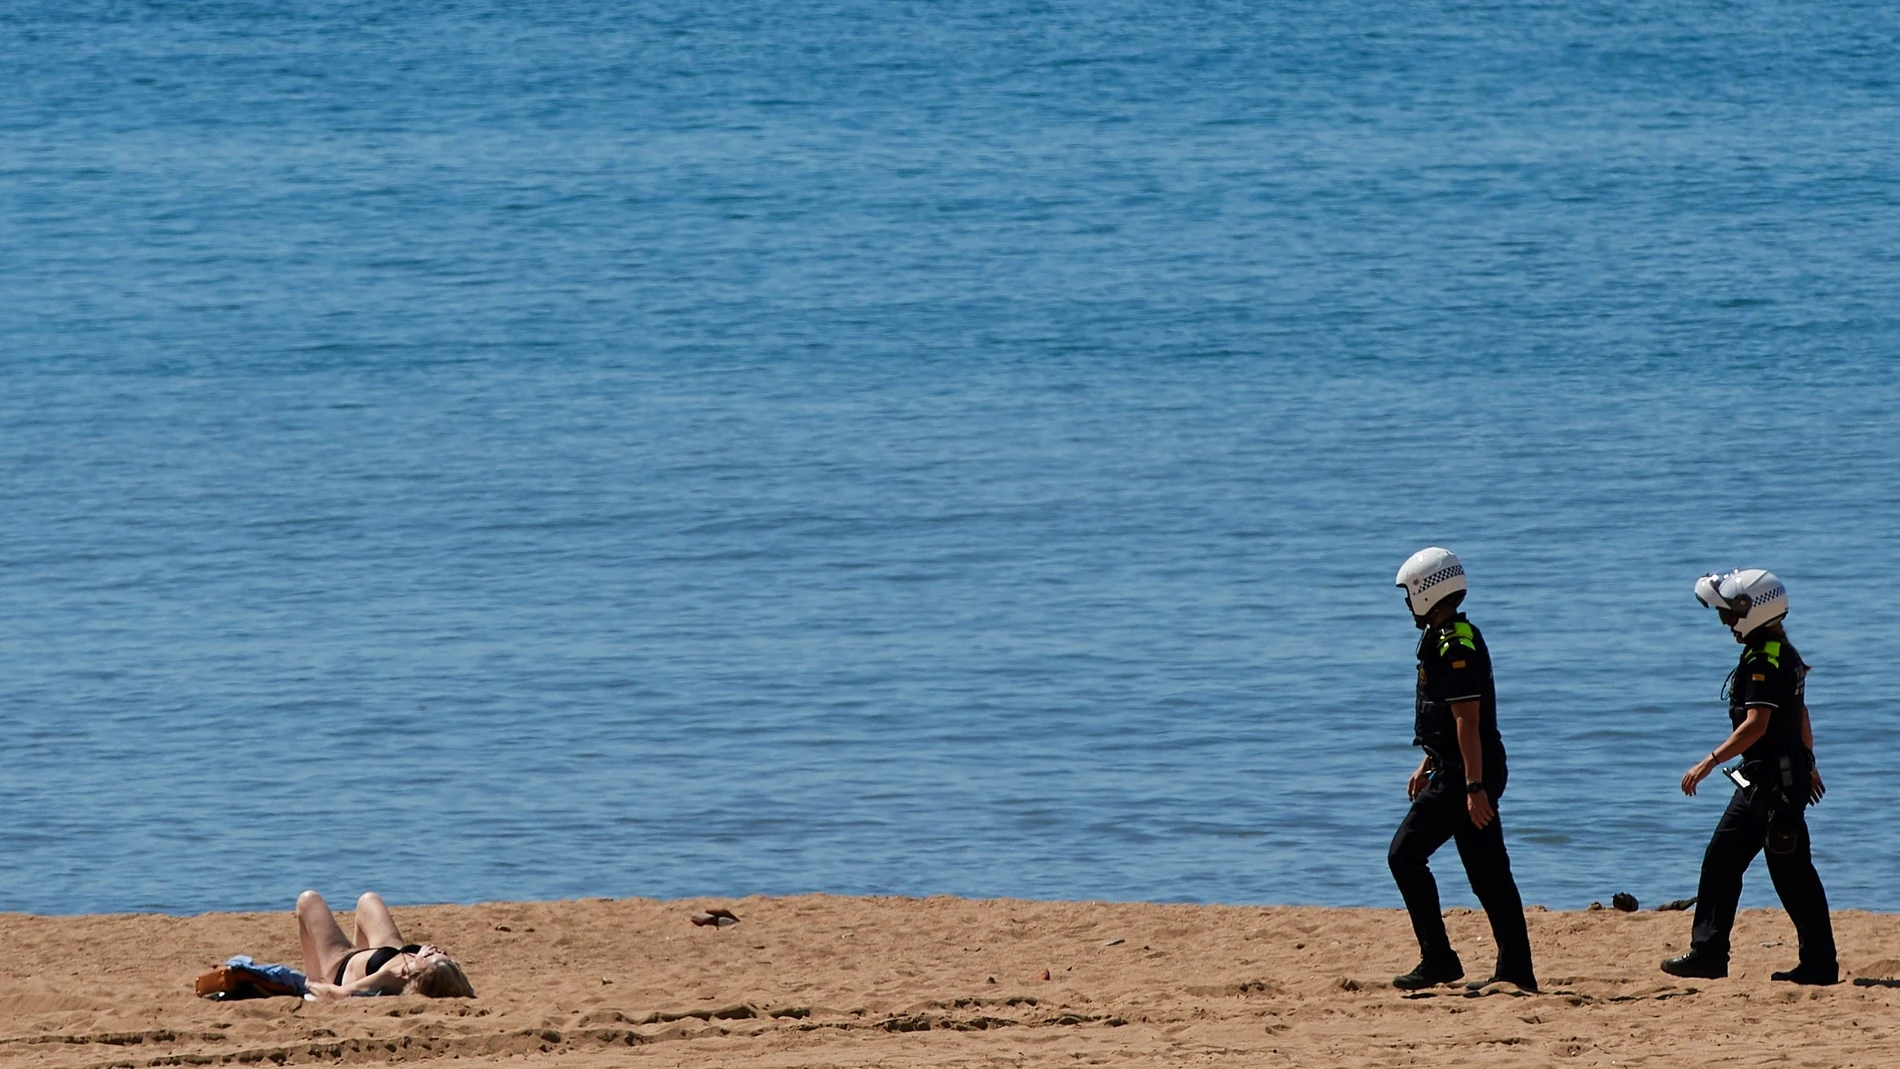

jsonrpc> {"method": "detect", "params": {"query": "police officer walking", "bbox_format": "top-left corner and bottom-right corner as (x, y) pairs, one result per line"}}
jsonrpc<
(1387, 548), (1537, 993)
(1663, 568), (1837, 985)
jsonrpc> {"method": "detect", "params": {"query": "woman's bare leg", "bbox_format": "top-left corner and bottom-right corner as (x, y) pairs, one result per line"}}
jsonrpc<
(296, 891), (355, 981)
(351, 891), (403, 949)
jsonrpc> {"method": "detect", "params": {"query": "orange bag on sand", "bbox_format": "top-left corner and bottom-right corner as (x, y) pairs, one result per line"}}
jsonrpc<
(195, 966), (237, 997)
(194, 964), (306, 1000)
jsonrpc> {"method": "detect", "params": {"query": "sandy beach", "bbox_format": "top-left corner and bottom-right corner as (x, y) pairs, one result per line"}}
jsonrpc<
(3, 895), (1898, 1067)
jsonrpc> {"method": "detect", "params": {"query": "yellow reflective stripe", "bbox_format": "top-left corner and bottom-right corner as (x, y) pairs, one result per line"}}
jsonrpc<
(1439, 621), (1477, 657)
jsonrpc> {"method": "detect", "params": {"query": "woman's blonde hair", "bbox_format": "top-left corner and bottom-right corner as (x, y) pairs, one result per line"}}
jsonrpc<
(411, 955), (476, 998)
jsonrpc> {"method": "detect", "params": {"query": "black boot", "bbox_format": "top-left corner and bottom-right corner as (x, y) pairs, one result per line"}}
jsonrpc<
(1393, 953), (1464, 990)
(1660, 949), (1727, 979)
(1771, 962), (1839, 986)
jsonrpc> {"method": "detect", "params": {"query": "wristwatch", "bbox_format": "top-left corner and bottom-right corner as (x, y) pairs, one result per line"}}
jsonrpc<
(1465, 781), (1486, 794)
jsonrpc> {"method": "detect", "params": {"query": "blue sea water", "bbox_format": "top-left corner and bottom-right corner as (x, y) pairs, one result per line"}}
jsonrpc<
(3, 1), (1900, 918)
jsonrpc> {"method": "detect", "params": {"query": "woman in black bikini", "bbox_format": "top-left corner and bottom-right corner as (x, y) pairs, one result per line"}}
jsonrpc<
(296, 890), (476, 999)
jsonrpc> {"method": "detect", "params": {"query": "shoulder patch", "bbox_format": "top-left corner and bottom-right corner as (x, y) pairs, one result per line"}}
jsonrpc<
(1451, 660), (1467, 669)
(1438, 621), (1477, 656)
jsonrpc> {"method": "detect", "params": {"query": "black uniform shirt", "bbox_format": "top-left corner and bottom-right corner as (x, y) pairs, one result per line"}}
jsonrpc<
(1413, 613), (1506, 776)
(1729, 633), (1808, 766)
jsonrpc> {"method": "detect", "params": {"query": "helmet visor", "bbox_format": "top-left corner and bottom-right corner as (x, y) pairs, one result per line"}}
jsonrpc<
(1694, 573), (1726, 610)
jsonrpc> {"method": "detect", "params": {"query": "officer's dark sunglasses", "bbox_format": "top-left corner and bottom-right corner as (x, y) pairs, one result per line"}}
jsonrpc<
(1705, 596), (1750, 626)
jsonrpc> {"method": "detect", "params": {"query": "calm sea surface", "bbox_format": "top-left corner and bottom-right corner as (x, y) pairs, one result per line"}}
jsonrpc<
(4, 1), (1900, 916)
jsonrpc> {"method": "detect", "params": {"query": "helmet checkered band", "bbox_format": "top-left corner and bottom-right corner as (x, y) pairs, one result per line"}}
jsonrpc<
(1752, 584), (1785, 607)
(1418, 563), (1465, 589)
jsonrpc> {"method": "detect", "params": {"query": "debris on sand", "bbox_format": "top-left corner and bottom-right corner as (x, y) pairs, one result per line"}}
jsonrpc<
(1852, 959), (1900, 987)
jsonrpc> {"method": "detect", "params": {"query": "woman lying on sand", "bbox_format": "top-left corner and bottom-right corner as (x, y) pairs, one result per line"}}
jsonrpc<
(296, 890), (475, 998)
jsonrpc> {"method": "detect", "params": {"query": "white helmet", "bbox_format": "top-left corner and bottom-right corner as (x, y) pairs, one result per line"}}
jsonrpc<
(1396, 547), (1467, 621)
(1694, 568), (1788, 639)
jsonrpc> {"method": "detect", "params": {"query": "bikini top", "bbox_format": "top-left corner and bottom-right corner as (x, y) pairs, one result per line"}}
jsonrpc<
(333, 944), (422, 987)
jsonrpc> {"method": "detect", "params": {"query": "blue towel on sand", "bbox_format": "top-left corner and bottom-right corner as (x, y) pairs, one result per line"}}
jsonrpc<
(224, 956), (308, 997)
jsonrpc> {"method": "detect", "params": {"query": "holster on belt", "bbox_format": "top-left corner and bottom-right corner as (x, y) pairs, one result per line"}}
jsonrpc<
(1755, 751), (1812, 856)
(1421, 746), (1459, 779)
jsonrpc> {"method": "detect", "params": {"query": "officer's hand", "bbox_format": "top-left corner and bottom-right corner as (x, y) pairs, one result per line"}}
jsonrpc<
(1681, 756), (1715, 796)
(1810, 767), (1826, 805)
(1407, 766), (1430, 800)
(1466, 789), (1495, 830)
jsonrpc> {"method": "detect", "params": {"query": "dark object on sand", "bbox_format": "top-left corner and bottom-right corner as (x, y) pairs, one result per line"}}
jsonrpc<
(195, 959), (307, 1001)
(690, 908), (740, 928)
(1851, 958), (1900, 987)
(1611, 893), (1639, 912)
(1655, 897), (1697, 912)
(1586, 901), (1604, 911)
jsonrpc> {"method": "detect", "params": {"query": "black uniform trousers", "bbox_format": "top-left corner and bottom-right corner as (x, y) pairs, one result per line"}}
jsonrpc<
(1387, 769), (1534, 979)
(1689, 784), (1835, 967)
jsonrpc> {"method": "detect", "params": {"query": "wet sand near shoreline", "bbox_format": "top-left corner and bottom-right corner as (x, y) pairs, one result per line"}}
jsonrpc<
(2, 895), (1897, 1067)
